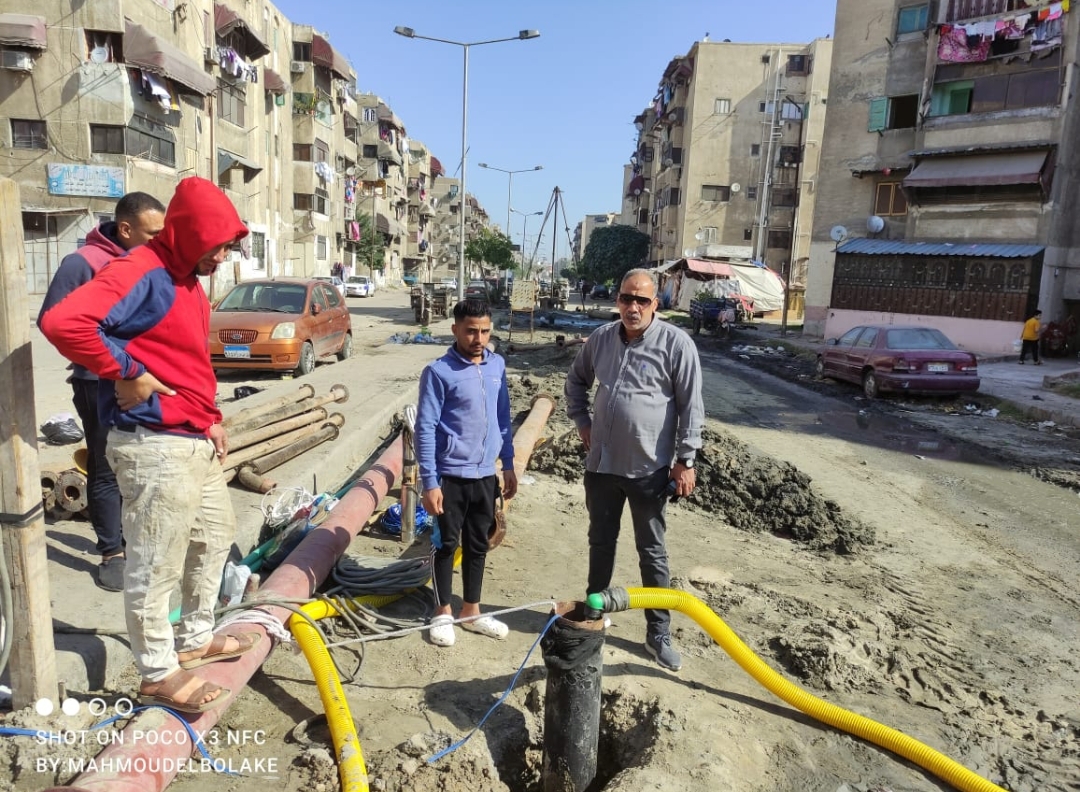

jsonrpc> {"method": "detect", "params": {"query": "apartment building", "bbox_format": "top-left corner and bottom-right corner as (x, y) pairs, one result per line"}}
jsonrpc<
(427, 175), (490, 283)
(625, 37), (832, 316)
(403, 139), (436, 282)
(573, 212), (618, 261)
(805, 0), (1078, 353)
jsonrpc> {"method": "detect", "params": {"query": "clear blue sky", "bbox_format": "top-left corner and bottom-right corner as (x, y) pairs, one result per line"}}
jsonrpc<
(272, 0), (838, 262)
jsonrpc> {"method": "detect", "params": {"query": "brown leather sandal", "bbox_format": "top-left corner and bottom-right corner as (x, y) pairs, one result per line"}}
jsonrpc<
(139, 669), (230, 714)
(178, 631), (262, 670)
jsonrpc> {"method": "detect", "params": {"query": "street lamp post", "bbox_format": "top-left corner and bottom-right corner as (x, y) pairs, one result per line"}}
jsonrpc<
(511, 208), (543, 279)
(393, 26), (540, 303)
(478, 162), (543, 238)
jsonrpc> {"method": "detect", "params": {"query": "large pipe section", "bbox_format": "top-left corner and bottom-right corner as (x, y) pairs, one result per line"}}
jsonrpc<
(223, 413), (345, 472)
(221, 383), (315, 431)
(223, 384), (348, 438)
(45, 435), (405, 792)
(246, 422), (341, 475)
(228, 407), (328, 452)
(508, 393), (555, 485)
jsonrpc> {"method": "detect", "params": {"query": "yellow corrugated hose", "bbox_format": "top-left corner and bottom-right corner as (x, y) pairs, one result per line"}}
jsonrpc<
(619, 588), (1005, 792)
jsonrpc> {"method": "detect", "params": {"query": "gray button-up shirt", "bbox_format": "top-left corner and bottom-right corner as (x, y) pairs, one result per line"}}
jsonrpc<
(565, 317), (703, 478)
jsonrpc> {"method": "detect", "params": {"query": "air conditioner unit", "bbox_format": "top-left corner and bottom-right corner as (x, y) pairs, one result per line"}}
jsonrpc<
(204, 47), (216, 64)
(290, 60), (307, 74)
(2, 51), (33, 72)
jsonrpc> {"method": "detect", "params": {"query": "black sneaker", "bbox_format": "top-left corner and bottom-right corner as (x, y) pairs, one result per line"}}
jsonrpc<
(644, 633), (682, 671)
(97, 556), (126, 592)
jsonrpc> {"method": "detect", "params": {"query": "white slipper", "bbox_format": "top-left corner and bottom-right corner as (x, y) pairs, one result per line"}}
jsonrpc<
(429, 614), (456, 647)
(460, 615), (508, 640)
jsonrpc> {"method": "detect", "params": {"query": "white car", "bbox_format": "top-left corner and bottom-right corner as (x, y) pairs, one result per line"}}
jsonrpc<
(345, 275), (375, 298)
(313, 276), (346, 298)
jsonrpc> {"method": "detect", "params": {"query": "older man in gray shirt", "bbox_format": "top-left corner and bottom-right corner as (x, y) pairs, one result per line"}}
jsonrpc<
(565, 268), (704, 671)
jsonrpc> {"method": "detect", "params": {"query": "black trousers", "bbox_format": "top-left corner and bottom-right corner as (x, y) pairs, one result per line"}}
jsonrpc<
(71, 378), (123, 556)
(1020, 339), (1040, 363)
(584, 467), (672, 638)
(431, 475), (497, 607)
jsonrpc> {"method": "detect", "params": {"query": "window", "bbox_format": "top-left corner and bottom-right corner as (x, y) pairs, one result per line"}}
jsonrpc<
(85, 30), (121, 62)
(750, 143), (761, 156)
(11, 119), (46, 149)
(323, 283), (342, 307)
(314, 138), (329, 163)
(897, 4), (929, 35)
(699, 226), (718, 243)
(714, 97), (731, 114)
(362, 107), (377, 123)
(701, 184), (731, 202)
(778, 146), (802, 167)
(869, 94), (923, 130)
(294, 193), (313, 211)
(218, 79), (246, 127)
(744, 228), (753, 240)
(293, 143), (313, 161)
(637, 208), (648, 225)
(854, 328), (879, 348)
(875, 182), (908, 216)
(747, 186), (758, 200)
(767, 229), (792, 249)
(293, 41), (311, 62)
(772, 187), (797, 207)
(314, 186), (329, 215)
(759, 101), (767, 113)
(786, 54), (808, 75)
(126, 116), (175, 166)
(315, 235), (328, 260)
(640, 145), (654, 162)
(90, 124), (124, 154)
(250, 231), (266, 270)
(362, 144), (378, 159)
(837, 327), (863, 347)
(929, 81), (974, 117)
(665, 187), (681, 206)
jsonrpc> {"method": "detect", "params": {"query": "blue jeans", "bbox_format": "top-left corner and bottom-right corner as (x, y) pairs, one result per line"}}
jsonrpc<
(584, 468), (671, 638)
(71, 378), (123, 556)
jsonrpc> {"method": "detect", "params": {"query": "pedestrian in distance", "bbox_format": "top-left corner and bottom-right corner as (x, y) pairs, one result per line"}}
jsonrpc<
(565, 268), (704, 672)
(40, 177), (261, 714)
(37, 192), (166, 592)
(1019, 309), (1043, 365)
(415, 299), (518, 647)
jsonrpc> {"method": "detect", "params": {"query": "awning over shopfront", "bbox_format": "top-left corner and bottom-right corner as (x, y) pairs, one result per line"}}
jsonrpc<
(0, 13), (46, 49)
(684, 258), (734, 277)
(124, 20), (216, 96)
(903, 151), (1048, 188)
(262, 67), (288, 94)
(836, 238), (1044, 258)
(217, 149), (262, 182)
(213, 3), (270, 59)
(377, 140), (403, 166)
(312, 34), (350, 79)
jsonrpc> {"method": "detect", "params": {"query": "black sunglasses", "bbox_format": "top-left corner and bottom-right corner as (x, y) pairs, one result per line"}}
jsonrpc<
(617, 293), (655, 306)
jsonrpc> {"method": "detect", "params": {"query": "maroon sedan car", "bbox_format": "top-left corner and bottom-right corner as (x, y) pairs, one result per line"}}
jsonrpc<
(817, 325), (980, 398)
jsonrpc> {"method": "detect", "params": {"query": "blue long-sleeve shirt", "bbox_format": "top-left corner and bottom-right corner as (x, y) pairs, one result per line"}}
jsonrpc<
(415, 345), (515, 491)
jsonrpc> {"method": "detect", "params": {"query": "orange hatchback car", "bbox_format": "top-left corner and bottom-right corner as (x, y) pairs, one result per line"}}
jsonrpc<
(209, 278), (353, 375)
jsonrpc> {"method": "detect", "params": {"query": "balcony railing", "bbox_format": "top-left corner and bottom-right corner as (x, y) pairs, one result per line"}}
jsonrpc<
(945, 0), (1014, 23)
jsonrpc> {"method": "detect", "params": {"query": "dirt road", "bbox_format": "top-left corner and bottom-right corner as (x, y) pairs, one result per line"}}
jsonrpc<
(10, 307), (1079, 792)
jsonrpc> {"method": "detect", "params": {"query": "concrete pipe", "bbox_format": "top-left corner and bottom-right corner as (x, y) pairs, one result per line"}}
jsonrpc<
(221, 383), (315, 430)
(223, 413), (345, 472)
(246, 423), (341, 475)
(55, 469), (89, 513)
(228, 406), (328, 452)
(44, 434), (405, 792)
(509, 392), (556, 484)
(223, 385), (349, 438)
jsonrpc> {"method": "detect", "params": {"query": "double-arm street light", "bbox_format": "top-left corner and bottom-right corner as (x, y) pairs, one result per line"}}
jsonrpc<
(511, 207), (543, 277)
(478, 162), (543, 238)
(393, 26), (540, 302)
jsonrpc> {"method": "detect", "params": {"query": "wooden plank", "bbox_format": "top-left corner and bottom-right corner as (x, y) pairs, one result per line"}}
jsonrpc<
(0, 177), (57, 709)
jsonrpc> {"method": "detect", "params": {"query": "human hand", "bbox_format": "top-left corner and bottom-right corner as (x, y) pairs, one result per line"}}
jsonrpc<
(501, 469), (518, 501)
(670, 462), (696, 499)
(208, 423), (229, 463)
(577, 425), (591, 452)
(422, 487), (444, 516)
(115, 372), (176, 411)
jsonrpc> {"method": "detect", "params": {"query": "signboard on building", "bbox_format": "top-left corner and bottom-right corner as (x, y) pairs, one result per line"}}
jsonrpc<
(47, 164), (125, 199)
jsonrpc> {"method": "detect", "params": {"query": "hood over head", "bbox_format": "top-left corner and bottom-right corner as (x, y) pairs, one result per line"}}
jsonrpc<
(148, 177), (248, 279)
(84, 221), (127, 258)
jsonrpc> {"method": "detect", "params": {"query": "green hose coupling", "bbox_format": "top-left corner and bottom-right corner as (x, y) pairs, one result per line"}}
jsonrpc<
(586, 588), (630, 617)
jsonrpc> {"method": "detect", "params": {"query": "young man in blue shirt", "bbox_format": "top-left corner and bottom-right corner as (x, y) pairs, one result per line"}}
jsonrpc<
(415, 300), (518, 647)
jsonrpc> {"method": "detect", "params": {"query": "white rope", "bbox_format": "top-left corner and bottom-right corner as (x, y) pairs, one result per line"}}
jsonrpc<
(403, 404), (417, 433)
(321, 599), (558, 648)
(216, 607), (298, 650)
(260, 486), (314, 527)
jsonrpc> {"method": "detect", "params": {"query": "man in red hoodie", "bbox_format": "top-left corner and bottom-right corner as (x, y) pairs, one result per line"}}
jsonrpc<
(37, 192), (166, 592)
(41, 177), (260, 713)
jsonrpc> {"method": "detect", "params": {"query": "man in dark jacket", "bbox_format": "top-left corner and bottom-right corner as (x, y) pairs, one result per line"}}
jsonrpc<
(37, 192), (165, 591)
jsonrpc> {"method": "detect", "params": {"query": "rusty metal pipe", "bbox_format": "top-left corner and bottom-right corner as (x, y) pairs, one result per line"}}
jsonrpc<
(223, 385), (349, 438)
(220, 383), (315, 430)
(223, 413), (345, 472)
(236, 466), (277, 493)
(509, 392), (556, 485)
(228, 407), (328, 452)
(247, 423), (341, 475)
(55, 469), (88, 513)
(46, 435), (405, 792)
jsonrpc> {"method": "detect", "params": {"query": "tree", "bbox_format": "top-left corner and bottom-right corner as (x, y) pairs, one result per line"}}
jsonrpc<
(354, 212), (386, 275)
(464, 227), (515, 276)
(580, 224), (650, 285)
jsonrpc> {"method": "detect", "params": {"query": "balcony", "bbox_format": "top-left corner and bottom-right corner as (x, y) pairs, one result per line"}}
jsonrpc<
(945, 0), (1012, 23)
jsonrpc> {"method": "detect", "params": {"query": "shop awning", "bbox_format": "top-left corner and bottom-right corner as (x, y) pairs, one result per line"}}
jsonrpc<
(124, 20), (216, 96)
(0, 13), (46, 50)
(217, 149), (262, 182)
(429, 156), (445, 177)
(903, 151), (1049, 189)
(378, 140), (402, 166)
(836, 238), (1044, 258)
(312, 34), (351, 79)
(262, 67), (287, 94)
(685, 258), (734, 277)
(375, 212), (391, 234)
(213, 3), (270, 59)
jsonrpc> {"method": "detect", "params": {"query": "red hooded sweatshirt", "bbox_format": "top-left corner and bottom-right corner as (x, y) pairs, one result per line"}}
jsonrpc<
(40, 178), (248, 436)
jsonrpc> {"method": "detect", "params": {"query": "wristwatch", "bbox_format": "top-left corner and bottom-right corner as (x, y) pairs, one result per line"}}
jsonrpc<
(677, 458), (695, 469)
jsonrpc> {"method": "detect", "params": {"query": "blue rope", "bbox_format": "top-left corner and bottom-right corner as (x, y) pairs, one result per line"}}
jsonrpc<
(91, 705), (239, 775)
(426, 613), (560, 764)
(0, 727), (62, 740)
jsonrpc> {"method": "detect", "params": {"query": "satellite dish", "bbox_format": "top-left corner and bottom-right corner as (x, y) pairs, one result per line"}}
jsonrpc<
(694, 230), (705, 241)
(90, 46), (109, 64)
(866, 215), (885, 234)
(730, 182), (742, 194)
(316, 100), (330, 115)
(683, 247), (696, 257)
(663, 157), (674, 167)
(345, 166), (356, 176)
(830, 225), (849, 243)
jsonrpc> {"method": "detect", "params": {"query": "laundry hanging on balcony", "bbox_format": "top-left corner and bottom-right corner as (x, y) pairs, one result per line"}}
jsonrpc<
(314, 161), (334, 183)
(139, 71), (178, 112)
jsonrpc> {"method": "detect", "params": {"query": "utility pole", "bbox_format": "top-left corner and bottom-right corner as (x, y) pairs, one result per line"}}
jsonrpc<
(0, 177), (58, 709)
